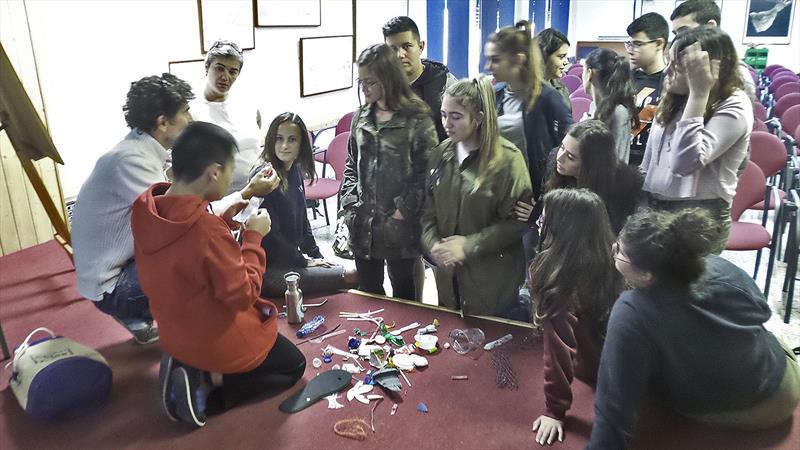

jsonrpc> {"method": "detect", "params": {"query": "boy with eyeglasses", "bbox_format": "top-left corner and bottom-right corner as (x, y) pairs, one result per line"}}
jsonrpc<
(626, 12), (669, 166)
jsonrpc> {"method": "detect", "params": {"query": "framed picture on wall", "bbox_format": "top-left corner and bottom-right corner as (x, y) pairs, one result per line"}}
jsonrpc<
(299, 35), (354, 97)
(743, 0), (796, 44)
(255, 0), (321, 27)
(197, 0), (255, 53)
(168, 59), (206, 89)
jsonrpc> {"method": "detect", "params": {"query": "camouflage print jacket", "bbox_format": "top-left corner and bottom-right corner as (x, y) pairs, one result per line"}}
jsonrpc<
(340, 104), (438, 260)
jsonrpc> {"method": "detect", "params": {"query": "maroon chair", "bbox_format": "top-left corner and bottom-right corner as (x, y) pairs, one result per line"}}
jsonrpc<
(774, 93), (800, 118)
(335, 111), (354, 135)
(566, 66), (583, 78)
(753, 118), (769, 133)
(770, 68), (797, 81)
(775, 82), (800, 100)
(749, 131), (788, 211)
(782, 105), (800, 140)
(763, 64), (784, 78)
(725, 161), (779, 295)
(770, 75), (800, 93)
(560, 74), (582, 93)
(304, 132), (349, 226)
(569, 88), (592, 101)
(754, 101), (767, 121)
(570, 97), (592, 123)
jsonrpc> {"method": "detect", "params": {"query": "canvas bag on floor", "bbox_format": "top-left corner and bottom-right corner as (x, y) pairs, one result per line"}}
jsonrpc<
(6, 327), (112, 419)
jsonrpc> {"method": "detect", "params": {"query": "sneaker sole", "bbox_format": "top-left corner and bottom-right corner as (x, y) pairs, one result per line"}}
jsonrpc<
(159, 356), (178, 422)
(172, 367), (206, 428)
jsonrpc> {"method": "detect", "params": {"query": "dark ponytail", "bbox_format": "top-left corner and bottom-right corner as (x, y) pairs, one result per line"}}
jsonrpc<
(620, 208), (716, 286)
(585, 48), (640, 130)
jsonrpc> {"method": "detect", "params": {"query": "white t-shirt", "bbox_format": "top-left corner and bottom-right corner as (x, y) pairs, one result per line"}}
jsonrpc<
(190, 95), (261, 193)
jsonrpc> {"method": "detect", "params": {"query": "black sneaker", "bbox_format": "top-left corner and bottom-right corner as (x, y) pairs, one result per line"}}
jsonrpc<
(130, 323), (159, 345)
(159, 355), (178, 422)
(171, 366), (209, 427)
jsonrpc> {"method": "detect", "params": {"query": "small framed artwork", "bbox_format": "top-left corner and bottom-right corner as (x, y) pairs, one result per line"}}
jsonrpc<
(743, 0), (796, 44)
(168, 59), (206, 88)
(197, 0), (255, 53)
(299, 35), (354, 97)
(254, 0), (321, 27)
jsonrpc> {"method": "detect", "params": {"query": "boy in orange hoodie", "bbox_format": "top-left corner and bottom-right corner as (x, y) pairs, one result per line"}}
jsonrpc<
(131, 121), (306, 427)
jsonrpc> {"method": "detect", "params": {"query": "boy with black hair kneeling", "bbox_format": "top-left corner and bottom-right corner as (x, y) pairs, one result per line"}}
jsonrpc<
(131, 121), (306, 427)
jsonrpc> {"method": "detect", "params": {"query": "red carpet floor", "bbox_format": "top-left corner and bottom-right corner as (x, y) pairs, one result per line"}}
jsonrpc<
(0, 240), (798, 449)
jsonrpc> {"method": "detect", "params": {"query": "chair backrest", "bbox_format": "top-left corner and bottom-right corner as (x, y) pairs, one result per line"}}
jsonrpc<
(749, 69), (759, 88)
(566, 66), (583, 78)
(781, 104), (800, 138)
(561, 74), (582, 93)
(569, 88), (592, 101)
(754, 101), (768, 121)
(570, 98), (592, 123)
(775, 93), (800, 118)
(771, 69), (796, 81)
(335, 111), (354, 135)
(771, 75), (800, 93)
(731, 161), (767, 221)
(749, 131), (788, 178)
(775, 82), (800, 100)
(764, 64), (784, 77)
(326, 131), (350, 180)
(753, 118), (768, 133)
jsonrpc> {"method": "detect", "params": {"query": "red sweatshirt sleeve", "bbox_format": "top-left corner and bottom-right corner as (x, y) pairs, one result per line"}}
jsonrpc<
(542, 311), (579, 419)
(205, 226), (266, 312)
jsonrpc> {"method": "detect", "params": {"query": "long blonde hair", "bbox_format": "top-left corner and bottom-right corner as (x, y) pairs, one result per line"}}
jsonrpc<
(445, 76), (503, 192)
(487, 20), (545, 111)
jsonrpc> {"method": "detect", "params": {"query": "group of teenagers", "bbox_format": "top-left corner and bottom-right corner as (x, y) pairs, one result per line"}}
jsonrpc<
(68, 0), (799, 447)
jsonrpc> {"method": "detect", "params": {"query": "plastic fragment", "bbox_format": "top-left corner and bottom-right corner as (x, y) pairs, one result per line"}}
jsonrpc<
(417, 402), (428, 413)
(390, 403), (398, 416)
(326, 393), (344, 409)
(312, 357), (322, 368)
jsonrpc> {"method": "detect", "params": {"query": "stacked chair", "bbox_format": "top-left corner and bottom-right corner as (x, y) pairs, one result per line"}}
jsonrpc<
(730, 62), (800, 323)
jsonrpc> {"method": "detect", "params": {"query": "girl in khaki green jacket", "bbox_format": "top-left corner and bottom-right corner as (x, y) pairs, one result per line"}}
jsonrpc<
(421, 76), (532, 318)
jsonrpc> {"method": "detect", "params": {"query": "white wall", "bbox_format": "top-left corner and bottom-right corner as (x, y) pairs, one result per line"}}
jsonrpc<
(568, 0), (800, 71)
(1, 0), (423, 198)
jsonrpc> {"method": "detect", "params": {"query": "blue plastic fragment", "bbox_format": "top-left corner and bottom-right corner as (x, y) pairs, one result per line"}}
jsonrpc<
(417, 402), (428, 413)
(322, 355), (332, 364)
(364, 373), (374, 385)
(348, 338), (360, 349)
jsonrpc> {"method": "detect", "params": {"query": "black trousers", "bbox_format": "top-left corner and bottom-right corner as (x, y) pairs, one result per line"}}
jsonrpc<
(354, 257), (416, 300)
(208, 334), (306, 413)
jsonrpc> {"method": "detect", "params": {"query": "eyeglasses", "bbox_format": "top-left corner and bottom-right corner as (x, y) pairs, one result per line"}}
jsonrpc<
(624, 39), (659, 51)
(357, 79), (379, 90)
(612, 241), (632, 264)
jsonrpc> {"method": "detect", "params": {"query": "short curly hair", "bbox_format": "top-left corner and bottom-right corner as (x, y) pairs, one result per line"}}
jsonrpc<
(123, 73), (194, 133)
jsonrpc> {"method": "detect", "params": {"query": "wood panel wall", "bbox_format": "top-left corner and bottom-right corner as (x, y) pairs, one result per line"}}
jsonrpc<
(0, 1), (67, 256)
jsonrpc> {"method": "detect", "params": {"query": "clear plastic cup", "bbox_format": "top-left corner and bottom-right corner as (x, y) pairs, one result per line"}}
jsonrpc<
(448, 328), (486, 356)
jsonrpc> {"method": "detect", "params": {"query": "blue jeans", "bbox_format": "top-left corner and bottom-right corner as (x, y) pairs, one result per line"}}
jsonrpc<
(94, 259), (152, 329)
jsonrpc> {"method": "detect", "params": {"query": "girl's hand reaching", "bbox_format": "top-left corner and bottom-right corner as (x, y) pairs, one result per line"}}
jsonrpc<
(532, 415), (564, 446)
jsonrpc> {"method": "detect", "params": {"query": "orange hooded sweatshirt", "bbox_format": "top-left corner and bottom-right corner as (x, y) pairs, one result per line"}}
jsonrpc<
(131, 182), (277, 373)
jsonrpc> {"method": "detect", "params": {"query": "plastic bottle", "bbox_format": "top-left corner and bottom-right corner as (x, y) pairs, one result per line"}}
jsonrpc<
(284, 272), (304, 324)
(296, 315), (325, 338)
